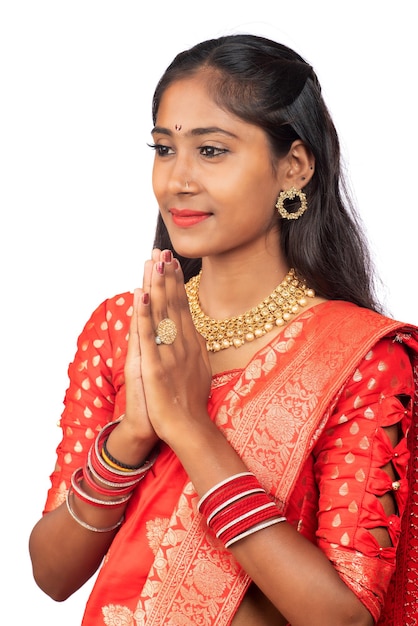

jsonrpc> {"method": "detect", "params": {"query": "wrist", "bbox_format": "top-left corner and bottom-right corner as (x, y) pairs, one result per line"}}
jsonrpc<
(167, 416), (247, 496)
(66, 418), (159, 533)
(106, 415), (159, 467)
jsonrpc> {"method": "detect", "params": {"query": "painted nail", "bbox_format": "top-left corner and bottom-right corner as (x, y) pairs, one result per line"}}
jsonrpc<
(156, 261), (165, 275)
(142, 292), (150, 305)
(162, 250), (173, 263)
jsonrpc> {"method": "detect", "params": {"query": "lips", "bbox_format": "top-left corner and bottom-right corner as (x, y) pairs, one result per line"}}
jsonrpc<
(169, 208), (212, 227)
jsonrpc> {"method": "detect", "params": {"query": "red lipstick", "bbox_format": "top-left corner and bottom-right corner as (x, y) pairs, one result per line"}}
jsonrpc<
(169, 208), (212, 227)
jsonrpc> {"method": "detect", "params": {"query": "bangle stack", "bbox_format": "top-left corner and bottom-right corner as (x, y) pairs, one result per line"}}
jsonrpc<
(198, 472), (286, 548)
(66, 418), (158, 532)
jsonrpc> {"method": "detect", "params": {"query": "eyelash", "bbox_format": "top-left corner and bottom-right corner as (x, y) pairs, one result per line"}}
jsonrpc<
(200, 146), (228, 158)
(148, 143), (228, 158)
(148, 143), (172, 157)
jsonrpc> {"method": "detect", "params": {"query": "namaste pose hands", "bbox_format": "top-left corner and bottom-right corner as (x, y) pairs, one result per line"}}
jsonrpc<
(124, 248), (212, 451)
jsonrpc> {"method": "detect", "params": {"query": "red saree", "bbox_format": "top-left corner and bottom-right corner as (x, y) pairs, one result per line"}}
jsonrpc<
(44, 297), (418, 625)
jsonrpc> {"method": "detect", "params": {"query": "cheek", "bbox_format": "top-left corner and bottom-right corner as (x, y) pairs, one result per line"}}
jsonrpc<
(233, 181), (278, 217)
(151, 168), (164, 204)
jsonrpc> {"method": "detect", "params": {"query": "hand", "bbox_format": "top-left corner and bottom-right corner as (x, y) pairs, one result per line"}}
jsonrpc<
(134, 249), (212, 444)
(122, 248), (161, 447)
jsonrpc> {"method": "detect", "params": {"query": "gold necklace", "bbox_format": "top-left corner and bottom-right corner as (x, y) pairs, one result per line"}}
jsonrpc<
(185, 268), (315, 352)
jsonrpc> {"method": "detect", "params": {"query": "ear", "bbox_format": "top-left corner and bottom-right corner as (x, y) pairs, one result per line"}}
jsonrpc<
(278, 140), (315, 190)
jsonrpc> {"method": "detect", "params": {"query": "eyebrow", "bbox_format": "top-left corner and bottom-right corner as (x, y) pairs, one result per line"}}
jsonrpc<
(151, 126), (238, 139)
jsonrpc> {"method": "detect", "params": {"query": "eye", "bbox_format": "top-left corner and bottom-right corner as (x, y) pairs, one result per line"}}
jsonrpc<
(199, 146), (228, 158)
(148, 143), (174, 157)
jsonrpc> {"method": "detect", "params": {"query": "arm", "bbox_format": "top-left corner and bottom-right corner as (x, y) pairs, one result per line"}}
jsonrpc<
(29, 267), (160, 600)
(225, 337), (412, 625)
(312, 337), (413, 620)
(134, 255), (413, 626)
(158, 414), (375, 626)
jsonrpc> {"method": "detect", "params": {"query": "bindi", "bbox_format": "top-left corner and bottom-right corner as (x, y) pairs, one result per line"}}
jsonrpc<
(175, 124), (182, 131)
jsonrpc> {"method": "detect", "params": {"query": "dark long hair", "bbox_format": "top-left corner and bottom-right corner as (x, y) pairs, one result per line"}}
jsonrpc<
(152, 34), (381, 312)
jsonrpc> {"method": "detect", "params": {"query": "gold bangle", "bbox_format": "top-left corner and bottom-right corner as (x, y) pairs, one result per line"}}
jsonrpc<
(100, 447), (135, 473)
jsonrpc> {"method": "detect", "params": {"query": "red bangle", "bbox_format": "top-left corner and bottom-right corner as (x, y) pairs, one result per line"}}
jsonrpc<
(88, 419), (158, 487)
(87, 446), (143, 489)
(71, 468), (132, 508)
(216, 501), (279, 544)
(83, 462), (138, 497)
(209, 491), (273, 530)
(198, 472), (261, 517)
(198, 472), (286, 549)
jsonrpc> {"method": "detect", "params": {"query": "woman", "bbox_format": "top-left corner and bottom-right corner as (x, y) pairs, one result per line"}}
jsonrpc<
(29, 34), (418, 625)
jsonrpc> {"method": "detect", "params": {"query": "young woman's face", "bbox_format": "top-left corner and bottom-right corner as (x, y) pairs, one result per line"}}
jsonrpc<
(151, 74), (285, 261)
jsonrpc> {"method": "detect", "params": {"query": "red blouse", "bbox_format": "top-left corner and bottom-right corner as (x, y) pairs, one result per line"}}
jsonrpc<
(43, 294), (415, 623)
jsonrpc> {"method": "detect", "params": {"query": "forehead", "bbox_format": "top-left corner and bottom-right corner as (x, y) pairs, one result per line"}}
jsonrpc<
(155, 75), (238, 128)
(153, 74), (273, 153)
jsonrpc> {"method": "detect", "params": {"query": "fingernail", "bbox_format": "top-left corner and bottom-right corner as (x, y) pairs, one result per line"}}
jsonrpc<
(162, 250), (173, 263)
(142, 292), (150, 305)
(156, 261), (165, 275)
(173, 258), (180, 271)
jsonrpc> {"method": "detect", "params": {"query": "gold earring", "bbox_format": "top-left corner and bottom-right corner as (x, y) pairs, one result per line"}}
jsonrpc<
(275, 187), (308, 220)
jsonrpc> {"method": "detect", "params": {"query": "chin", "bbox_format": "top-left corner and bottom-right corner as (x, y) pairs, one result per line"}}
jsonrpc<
(169, 239), (209, 260)
(173, 248), (204, 261)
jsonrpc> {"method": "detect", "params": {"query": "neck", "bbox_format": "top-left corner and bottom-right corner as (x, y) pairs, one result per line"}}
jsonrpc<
(186, 265), (315, 352)
(197, 250), (289, 320)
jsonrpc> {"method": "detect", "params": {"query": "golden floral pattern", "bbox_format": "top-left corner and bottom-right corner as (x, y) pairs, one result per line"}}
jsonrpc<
(102, 604), (135, 626)
(146, 518), (170, 555)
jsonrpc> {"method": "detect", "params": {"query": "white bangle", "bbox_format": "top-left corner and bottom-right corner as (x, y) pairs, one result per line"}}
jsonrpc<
(224, 516), (287, 548)
(66, 489), (124, 533)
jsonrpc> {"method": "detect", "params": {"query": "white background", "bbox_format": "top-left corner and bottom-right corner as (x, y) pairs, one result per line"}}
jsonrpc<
(1, 1), (416, 623)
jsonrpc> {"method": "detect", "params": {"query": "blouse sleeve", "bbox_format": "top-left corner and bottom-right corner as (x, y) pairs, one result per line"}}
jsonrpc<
(43, 292), (133, 514)
(313, 336), (414, 622)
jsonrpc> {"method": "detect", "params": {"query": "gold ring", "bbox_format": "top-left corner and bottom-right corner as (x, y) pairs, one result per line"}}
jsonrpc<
(155, 318), (177, 345)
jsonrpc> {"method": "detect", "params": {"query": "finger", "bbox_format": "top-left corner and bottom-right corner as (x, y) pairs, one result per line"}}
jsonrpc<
(135, 283), (165, 368)
(168, 261), (210, 370)
(176, 265), (211, 369)
(126, 288), (141, 362)
(174, 263), (200, 340)
(161, 252), (184, 333)
(142, 259), (154, 294)
(125, 289), (148, 417)
(149, 261), (183, 343)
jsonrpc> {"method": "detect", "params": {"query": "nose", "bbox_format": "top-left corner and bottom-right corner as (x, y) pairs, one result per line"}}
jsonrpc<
(166, 154), (196, 194)
(172, 178), (192, 194)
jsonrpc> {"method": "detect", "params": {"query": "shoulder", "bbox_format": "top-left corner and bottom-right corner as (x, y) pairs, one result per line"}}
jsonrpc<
(74, 291), (134, 354)
(313, 300), (404, 326)
(84, 291), (134, 330)
(311, 300), (418, 346)
(349, 335), (414, 398)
